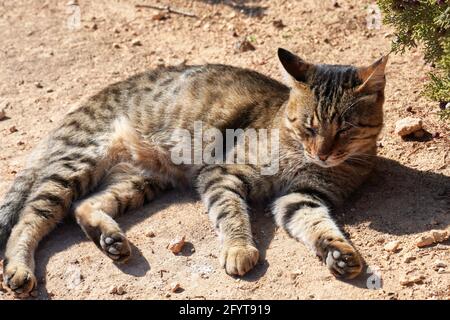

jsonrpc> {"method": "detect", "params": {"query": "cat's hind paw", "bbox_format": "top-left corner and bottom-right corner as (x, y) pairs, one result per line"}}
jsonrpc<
(220, 244), (259, 276)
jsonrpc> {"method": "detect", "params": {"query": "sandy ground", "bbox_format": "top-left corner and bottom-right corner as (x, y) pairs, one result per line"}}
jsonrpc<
(0, 0), (449, 300)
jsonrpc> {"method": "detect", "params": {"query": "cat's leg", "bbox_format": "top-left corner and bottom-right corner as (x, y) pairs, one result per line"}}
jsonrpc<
(197, 165), (259, 276)
(3, 155), (106, 294)
(273, 192), (363, 279)
(73, 163), (168, 263)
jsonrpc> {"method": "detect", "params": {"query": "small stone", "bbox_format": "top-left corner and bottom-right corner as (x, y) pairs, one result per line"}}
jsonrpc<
(92, 23), (98, 30)
(113, 43), (120, 49)
(272, 19), (286, 29)
(434, 260), (447, 268)
(167, 235), (186, 254)
(437, 268), (445, 274)
(400, 275), (425, 286)
(170, 282), (181, 293)
(35, 82), (44, 89)
(431, 229), (448, 243)
(146, 230), (156, 238)
(110, 285), (125, 295)
(131, 39), (142, 46)
(0, 109), (6, 121)
(152, 12), (169, 21)
(9, 126), (18, 133)
(413, 129), (425, 138)
(416, 234), (435, 248)
(384, 240), (400, 252)
(394, 117), (423, 137)
(403, 255), (416, 263)
(234, 38), (255, 53)
(164, 292), (171, 298)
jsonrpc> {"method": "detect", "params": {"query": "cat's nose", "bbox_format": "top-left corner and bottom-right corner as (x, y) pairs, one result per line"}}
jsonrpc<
(318, 154), (329, 161)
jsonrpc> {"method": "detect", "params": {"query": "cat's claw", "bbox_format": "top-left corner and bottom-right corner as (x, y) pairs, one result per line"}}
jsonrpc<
(220, 244), (259, 276)
(99, 231), (131, 264)
(3, 262), (36, 295)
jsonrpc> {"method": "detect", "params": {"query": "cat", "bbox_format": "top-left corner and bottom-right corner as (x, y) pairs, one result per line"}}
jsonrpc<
(0, 48), (388, 294)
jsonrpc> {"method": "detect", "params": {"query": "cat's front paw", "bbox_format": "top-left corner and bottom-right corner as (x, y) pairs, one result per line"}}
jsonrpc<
(320, 239), (363, 279)
(3, 262), (37, 295)
(220, 244), (259, 276)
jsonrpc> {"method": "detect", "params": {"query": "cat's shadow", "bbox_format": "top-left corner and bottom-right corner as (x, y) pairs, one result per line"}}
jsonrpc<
(1, 157), (449, 297)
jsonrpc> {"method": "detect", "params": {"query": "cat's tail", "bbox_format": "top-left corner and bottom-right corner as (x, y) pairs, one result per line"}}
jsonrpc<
(0, 167), (38, 247)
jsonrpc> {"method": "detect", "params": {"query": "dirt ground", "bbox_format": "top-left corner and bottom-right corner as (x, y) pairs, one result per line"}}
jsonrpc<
(0, 0), (449, 300)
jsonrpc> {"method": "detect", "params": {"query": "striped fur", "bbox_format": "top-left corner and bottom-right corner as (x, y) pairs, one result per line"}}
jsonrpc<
(0, 48), (387, 294)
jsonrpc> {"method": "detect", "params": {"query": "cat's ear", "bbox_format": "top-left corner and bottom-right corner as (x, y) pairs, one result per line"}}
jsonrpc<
(355, 55), (389, 94)
(278, 48), (313, 85)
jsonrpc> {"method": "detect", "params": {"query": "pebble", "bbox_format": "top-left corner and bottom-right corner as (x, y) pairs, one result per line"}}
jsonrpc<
(146, 230), (156, 238)
(384, 240), (400, 252)
(167, 235), (186, 254)
(434, 260), (447, 269)
(9, 126), (18, 133)
(131, 39), (142, 46)
(416, 229), (449, 247)
(113, 43), (121, 49)
(403, 255), (416, 263)
(110, 285), (126, 295)
(272, 19), (286, 29)
(170, 282), (182, 293)
(0, 109), (6, 121)
(400, 275), (425, 286)
(394, 117), (422, 137)
(35, 82), (44, 89)
(234, 38), (255, 53)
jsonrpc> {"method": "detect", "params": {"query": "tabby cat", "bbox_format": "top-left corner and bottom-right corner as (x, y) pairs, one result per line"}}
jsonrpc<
(0, 48), (387, 294)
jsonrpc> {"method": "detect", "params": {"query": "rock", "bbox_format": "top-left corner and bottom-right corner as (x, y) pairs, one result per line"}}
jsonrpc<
(9, 126), (18, 133)
(113, 43), (121, 49)
(109, 285), (125, 295)
(400, 275), (425, 286)
(170, 282), (181, 293)
(415, 234), (435, 248)
(0, 109), (6, 121)
(35, 82), (44, 89)
(146, 230), (156, 238)
(272, 19), (286, 29)
(152, 12), (169, 21)
(131, 39), (142, 46)
(394, 117), (422, 137)
(167, 235), (186, 254)
(434, 260), (447, 269)
(384, 240), (401, 252)
(413, 129), (425, 138)
(234, 38), (255, 53)
(403, 255), (416, 263)
(431, 229), (448, 243)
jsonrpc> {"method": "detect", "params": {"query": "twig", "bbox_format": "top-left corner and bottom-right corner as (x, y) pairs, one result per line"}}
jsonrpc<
(135, 4), (198, 18)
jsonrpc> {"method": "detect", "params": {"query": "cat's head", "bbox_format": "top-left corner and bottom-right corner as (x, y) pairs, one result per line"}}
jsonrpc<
(278, 48), (388, 168)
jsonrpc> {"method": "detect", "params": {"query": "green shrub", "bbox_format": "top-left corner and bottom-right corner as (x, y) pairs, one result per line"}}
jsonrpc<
(377, 0), (450, 119)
